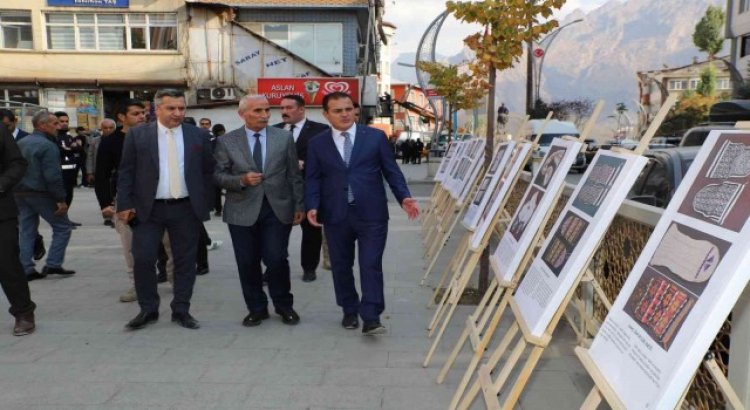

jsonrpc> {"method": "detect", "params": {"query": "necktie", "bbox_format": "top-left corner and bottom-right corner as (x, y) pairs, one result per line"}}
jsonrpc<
(253, 133), (263, 172)
(166, 128), (181, 199)
(342, 132), (354, 203)
(289, 124), (297, 141)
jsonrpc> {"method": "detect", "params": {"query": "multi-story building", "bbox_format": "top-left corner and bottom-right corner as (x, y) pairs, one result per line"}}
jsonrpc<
(636, 57), (732, 125)
(727, 0), (750, 82)
(0, 0), (387, 130)
(184, 0), (385, 126)
(0, 0), (188, 129)
(390, 81), (438, 136)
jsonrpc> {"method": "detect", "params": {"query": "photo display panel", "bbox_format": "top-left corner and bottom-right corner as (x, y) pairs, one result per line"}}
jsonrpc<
(514, 150), (648, 337)
(588, 131), (750, 409)
(442, 141), (469, 189)
(435, 142), (458, 182)
(446, 139), (485, 199)
(490, 138), (583, 280)
(469, 143), (533, 250)
(455, 138), (487, 203)
(463, 142), (515, 231)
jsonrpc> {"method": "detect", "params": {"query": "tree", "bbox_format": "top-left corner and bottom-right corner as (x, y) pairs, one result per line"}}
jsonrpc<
(446, 0), (565, 293)
(696, 64), (717, 97)
(693, 5), (725, 61)
(417, 61), (489, 142)
(529, 98), (593, 128)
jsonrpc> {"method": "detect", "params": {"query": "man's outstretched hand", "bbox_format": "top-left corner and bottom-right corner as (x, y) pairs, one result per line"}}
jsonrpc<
(401, 198), (420, 220)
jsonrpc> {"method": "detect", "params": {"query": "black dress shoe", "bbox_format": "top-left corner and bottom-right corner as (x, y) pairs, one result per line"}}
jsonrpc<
(341, 314), (359, 330)
(362, 321), (387, 335)
(103, 219), (115, 228)
(276, 307), (300, 325)
(42, 266), (75, 276)
(26, 270), (47, 282)
(33, 236), (46, 261)
(196, 265), (209, 275)
(171, 312), (200, 329)
(302, 271), (317, 282)
(125, 311), (159, 330)
(157, 272), (167, 283)
(242, 310), (270, 327)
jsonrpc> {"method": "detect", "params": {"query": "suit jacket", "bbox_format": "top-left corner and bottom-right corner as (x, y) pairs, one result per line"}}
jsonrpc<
(273, 119), (329, 163)
(0, 127), (27, 220)
(14, 129), (29, 141)
(305, 125), (411, 224)
(214, 125), (303, 227)
(116, 122), (214, 222)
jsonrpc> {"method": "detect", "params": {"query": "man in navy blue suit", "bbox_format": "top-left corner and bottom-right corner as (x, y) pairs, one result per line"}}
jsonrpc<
(305, 92), (419, 335)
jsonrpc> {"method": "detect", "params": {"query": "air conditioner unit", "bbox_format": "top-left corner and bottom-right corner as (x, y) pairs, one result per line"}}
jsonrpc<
(196, 88), (212, 100)
(210, 87), (237, 101)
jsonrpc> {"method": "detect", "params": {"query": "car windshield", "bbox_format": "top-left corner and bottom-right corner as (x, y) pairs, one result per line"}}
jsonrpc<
(681, 130), (710, 147)
(628, 157), (671, 207)
(534, 133), (578, 146)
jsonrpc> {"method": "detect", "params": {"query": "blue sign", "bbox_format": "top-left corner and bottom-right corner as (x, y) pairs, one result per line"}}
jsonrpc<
(48, 0), (129, 7)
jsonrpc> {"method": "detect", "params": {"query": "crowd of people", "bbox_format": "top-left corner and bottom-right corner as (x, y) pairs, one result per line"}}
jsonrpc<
(0, 89), (419, 337)
(397, 138), (425, 165)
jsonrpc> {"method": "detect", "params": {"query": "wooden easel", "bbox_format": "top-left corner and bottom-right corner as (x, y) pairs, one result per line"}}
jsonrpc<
(452, 98), (675, 410)
(574, 97), (748, 410)
(423, 111), (567, 368)
(421, 117), (529, 286)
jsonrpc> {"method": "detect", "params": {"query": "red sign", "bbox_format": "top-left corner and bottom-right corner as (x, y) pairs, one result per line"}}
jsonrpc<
(425, 89), (440, 97)
(257, 78), (360, 106)
(533, 48), (545, 58)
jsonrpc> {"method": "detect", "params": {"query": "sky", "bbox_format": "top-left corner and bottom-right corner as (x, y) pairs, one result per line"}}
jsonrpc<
(384, 0), (612, 59)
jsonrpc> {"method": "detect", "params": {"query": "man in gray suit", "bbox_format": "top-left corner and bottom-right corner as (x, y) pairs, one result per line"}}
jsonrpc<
(117, 89), (214, 331)
(214, 95), (304, 327)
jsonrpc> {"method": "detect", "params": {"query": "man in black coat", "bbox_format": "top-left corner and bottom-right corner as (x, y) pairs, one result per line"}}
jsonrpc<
(274, 94), (329, 282)
(0, 125), (36, 336)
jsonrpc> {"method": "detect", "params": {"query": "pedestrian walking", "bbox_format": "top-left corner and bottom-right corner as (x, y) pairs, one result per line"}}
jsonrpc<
(274, 94), (329, 282)
(15, 111), (75, 281)
(117, 89), (215, 330)
(305, 92), (420, 335)
(0, 123), (37, 336)
(214, 95), (304, 327)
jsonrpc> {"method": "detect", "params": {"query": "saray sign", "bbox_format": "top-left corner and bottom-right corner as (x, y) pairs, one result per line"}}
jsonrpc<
(257, 78), (360, 106)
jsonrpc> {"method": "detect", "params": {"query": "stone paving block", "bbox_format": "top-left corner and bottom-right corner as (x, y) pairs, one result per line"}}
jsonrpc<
(37, 346), (166, 364)
(286, 385), (384, 408)
(79, 363), (206, 383)
(0, 381), (120, 406)
(155, 347), (279, 366)
(107, 382), (251, 406)
(200, 364), (326, 385)
(323, 367), (438, 387)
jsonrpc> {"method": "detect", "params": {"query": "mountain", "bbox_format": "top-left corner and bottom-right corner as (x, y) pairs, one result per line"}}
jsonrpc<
(392, 0), (725, 117)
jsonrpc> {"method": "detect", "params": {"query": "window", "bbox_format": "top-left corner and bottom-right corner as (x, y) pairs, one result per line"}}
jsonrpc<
(262, 23), (343, 74)
(0, 88), (39, 106)
(742, 0), (750, 13)
(717, 78), (731, 90)
(688, 78), (700, 90)
(667, 79), (688, 90)
(0, 10), (32, 49)
(45, 13), (177, 51)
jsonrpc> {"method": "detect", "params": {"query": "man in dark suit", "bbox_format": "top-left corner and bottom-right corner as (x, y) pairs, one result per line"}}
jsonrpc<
(0, 123), (37, 336)
(0, 109), (29, 141)
(274, 94), (329, 282)
(215, 95), (304, 327)
(117, 89), (214, 331)
(305, 92), (420, 335)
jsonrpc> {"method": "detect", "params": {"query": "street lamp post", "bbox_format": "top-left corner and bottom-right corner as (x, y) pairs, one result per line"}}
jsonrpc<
(531, 18), (584, 104)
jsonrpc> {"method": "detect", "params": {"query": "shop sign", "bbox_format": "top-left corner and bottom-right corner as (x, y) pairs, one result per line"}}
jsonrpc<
(48, 0), (129, 8)
(257, 78), (359, 106)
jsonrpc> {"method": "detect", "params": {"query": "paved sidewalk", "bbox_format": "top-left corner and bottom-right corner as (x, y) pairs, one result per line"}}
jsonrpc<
(0, 180), (590, 409)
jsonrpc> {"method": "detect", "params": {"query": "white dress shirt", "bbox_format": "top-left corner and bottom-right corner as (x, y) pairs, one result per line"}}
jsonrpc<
(286, 118), (306, 142)
(245, 127), (267, 170)
(155, 121), (189, 199)
(332, 123), (357, 162)
(11, 128), (19, 140)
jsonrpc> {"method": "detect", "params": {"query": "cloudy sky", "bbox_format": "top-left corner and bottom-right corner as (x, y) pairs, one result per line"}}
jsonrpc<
(384, 0), (612, 58)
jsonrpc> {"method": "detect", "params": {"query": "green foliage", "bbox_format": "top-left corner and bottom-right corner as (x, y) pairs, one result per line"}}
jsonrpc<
(446, 0), (566, 71)
(693, 5), (725, 60)
(696, 64), (717, 97)
(417, 61), (488, 113)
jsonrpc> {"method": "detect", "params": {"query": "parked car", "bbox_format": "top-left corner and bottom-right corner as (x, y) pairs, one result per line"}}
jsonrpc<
(679, 124), (735, 147)
(626, 146), (700, 208)
(524, 120), (586, 172)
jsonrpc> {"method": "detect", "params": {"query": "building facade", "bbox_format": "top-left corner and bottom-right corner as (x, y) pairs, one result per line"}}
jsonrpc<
(637, 57), (732, 125)
(0, 0), (188, 129)
(727, 0), (750, 83)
